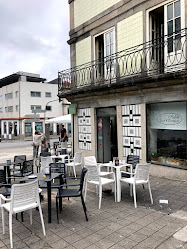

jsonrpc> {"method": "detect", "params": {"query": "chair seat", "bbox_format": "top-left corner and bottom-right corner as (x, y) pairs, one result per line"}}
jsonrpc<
(2, 202), (38, 214)
(88, 177), (115, 186)
(99, 172), (112, 177)
(57, 188), (80, 198)
(120, 177), (148, 185)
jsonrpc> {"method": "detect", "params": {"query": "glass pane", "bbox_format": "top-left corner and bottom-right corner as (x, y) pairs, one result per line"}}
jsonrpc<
(175, 34), (181, 51)
(106, 45), (110, 56)
(110, 44), (114, 55)
(167, 3), (173, 20)
(110, 31), (113, 43)
(106, 33), (109, 46)
(175, 17), (181, 32)
(152, 16), (154, 29)
(174, 0), (180, 17)
(168, 20), (173, 35)
(168, 37), (173, 53)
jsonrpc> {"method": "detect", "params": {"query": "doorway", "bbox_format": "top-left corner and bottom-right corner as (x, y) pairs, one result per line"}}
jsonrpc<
(97, 107), (118, 163)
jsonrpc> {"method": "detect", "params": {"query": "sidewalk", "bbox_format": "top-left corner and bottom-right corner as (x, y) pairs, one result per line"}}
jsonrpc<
(0, 173), (186, 248)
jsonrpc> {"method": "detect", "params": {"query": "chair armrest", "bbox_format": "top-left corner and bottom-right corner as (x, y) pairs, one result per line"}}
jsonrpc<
(98, 172), (114, 177)
(0, 194), (11, 205)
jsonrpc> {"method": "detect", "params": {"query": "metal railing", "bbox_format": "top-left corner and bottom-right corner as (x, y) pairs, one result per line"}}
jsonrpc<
(58, 29), (187, 93)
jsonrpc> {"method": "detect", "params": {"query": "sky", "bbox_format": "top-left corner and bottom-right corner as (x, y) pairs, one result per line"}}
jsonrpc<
(0, 0), (70, 81)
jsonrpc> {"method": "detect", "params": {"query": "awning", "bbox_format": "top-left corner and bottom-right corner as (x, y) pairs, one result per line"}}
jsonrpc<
(45, 114), (71, 124)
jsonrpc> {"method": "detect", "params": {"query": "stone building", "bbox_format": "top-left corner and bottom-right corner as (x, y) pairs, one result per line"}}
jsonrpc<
(58, 0), (187, 180)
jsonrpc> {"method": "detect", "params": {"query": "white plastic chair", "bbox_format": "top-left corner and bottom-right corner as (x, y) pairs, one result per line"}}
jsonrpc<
(84, 156), (112, 177)
(120, 163), (153, 208)
(41, 156), (52, 174)
(0, 180), (46, 248)
(84, 156), (116, 209)
(66, 152), (82, 178)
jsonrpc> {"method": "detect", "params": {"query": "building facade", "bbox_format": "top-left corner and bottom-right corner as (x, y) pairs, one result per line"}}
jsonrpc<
(0, 72), (65, 140)
(58, 0), (187, 180)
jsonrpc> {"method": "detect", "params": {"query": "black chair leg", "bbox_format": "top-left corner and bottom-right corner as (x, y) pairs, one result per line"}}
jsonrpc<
(81, 195), (88, 221)
(56, 197), (59, 223)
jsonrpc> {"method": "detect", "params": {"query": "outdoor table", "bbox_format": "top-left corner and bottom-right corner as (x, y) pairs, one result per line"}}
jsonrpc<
(20, 172), (63, 223)
(51, 154), (69, 163)
(99, 162), (132, 202)
(0, 162), (11, 184)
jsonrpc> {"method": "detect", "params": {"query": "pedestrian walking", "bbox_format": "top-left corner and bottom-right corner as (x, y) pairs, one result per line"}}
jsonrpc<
(32, 130), (43, 159)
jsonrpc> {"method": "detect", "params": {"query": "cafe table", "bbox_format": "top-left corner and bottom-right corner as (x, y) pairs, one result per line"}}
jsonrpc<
(50, 154), (69, 163)
(20, 172), (63, 223)
(99, 162), (132, 202)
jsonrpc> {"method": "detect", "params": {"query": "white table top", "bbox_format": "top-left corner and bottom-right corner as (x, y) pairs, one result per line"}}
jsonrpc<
(51, 154), (69, 159)
(99, 162), (132, 169)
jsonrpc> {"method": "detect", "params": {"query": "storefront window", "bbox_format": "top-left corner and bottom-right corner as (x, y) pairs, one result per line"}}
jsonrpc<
(35, 122), (43, 133)
(25, 123), (32, 137)
(147, 101), (187, 168)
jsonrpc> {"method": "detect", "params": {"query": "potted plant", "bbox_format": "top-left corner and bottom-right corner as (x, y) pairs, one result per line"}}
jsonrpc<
(151, 152), (159, 161)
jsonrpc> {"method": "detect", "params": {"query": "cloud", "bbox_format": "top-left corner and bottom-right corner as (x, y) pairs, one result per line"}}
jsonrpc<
(0, 0), (70, 81)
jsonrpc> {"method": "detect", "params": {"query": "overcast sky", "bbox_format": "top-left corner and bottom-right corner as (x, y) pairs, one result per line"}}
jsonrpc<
(0, 0), (70, 81)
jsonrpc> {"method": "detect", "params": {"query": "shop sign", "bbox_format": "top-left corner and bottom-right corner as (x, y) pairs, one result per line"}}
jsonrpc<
(157, 113), (182, 125)
(69, 104), (76, 114)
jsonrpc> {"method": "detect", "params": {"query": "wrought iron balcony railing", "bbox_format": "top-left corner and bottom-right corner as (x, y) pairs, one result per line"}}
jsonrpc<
(58, 29), (187, 93)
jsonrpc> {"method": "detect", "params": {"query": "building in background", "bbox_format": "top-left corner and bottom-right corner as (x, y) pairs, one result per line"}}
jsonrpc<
(0, 72), (65, 140)
(58, 0), (187, 180)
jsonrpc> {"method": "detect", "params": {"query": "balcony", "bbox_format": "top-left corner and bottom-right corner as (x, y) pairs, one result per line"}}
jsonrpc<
(58, 29), (187, 97)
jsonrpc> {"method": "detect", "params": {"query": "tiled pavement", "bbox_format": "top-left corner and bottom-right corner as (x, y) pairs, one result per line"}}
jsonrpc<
(0, 175), (187, 249)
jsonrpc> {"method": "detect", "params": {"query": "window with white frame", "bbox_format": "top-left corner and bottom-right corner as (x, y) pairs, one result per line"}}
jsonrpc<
(45, 92), (51, 97)
(0, 107), (2, 113)
(15, 91), (18, 98)
(16, 105), (19, 112)
(167, 0), (181, 53)
(0, 95), (2, 101)
(5, 106), (13, 112)
(5, 93), (13, 100)
(31, 91), (41, 97)
(46, 106), (52, 111)
(31, 105), (41, 110)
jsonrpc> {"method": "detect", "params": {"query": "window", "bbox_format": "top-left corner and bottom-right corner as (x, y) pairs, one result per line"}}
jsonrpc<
(167, 0), (181, 53)
(31, 105), (41, 110)
(5, 93), (13, 99)
(45, 92), (51, 97)
(0, 108), (2, 113)
(31, 91), (41, 97)
(46, 106), (52, 111)
(0, 96), (2, 101)
(16, 105), (19, 112)
(5, 106), (13, 112)
(15, 91), (18, 98)
(147, 101), (187, 168)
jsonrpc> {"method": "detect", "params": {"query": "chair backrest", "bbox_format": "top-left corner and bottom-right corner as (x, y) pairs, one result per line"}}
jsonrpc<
(41, 156), (52, 174)
(14, 155), (26, 166)
(79, 167), (88, 193)
(60, 148), (67, 155)
(127, 155), (139, 168)
(74, 152), (82, 164)
(84, 156), (97, 166)
(22, 160), (33, 174)
(49, 162), (66, 174)
(84, 157), (99, 181)
(135, 163), (151, 182)
(0, 170), (6, 184)
(10, 180), (40, 213)
(40, 152), (51, 157)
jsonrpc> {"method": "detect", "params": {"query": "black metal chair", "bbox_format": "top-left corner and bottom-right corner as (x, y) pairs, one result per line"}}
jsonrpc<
(39, 163), (66, 189)
(0, 169), (11, 197)
(56, 167), (88, 223)
(10, 160), (33, 179)
(10, 155), (26, 179)
(122, 155), (140, 178)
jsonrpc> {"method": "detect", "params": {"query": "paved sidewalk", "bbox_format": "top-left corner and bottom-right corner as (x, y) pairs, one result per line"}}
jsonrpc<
(0, 174), (187, 249)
